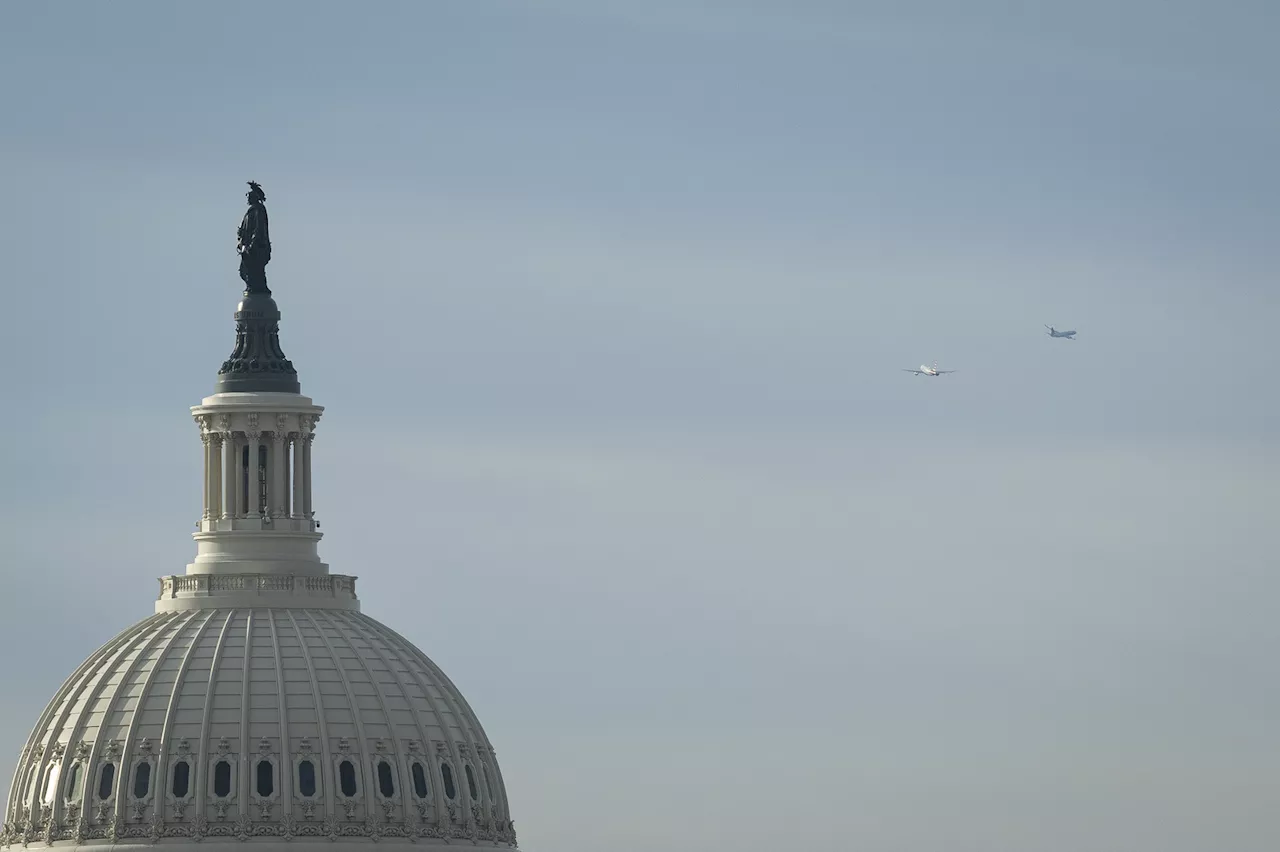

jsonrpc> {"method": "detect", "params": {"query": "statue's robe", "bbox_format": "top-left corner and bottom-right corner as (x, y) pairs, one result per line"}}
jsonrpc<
(238, 202), (272, 292)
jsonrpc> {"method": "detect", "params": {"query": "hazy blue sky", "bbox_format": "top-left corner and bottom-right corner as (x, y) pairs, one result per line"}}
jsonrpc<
(1, 2), (1277, 850)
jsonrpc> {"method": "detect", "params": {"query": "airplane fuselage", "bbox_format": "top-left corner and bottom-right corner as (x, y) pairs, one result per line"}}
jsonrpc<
(903, 360), (955, 376)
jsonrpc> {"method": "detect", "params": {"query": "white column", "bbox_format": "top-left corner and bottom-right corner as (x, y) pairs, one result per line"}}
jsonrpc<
(283, 440), (292, 517)
(302, 434), (314, 518)
(291, 435), (304, 519)
(271, 433), (287, 518)
(222, 432), (238, 519)
(201, 432), (212, 521)
(246, 432), (262, 517)
(209, 433), (223, 521)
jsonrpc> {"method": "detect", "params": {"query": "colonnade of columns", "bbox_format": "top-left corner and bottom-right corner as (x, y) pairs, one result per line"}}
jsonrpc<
(201, 429), (314, 523)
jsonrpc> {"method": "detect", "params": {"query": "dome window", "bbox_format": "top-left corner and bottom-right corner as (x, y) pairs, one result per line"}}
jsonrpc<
(465, 764), (479, 800)
(377, 760), (395, 798)
(98, 763), (116, 800)
(171, 761), (190, 799)
(41, 764), (61, 806)
(297, 760), (317, 798)
(338, 760), (358, 798)
(256, 760), (274, 798)
(440, 762), (456, 800)
(213, 760), (232, 798)
(133, 762), (151, 799)
(63, 763), (83, 801)
(410, 763), (429, 799)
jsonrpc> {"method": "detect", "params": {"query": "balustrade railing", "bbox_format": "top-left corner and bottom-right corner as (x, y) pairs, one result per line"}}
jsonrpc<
(157, 573), (358, 601)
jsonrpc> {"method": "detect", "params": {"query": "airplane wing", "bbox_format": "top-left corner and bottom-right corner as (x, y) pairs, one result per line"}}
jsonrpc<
(901, 369), (924, 374)
(936, 369), (957, 374)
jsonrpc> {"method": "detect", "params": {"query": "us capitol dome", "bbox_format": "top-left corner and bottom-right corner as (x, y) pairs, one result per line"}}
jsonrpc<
(1, 185), (519, 850)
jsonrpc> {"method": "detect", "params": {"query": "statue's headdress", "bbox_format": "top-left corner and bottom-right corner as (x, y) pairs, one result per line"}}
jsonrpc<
(246, 180), (266, 200)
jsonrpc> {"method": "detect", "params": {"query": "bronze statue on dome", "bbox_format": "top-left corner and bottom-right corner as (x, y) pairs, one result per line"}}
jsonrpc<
(237, 181), (272, 294)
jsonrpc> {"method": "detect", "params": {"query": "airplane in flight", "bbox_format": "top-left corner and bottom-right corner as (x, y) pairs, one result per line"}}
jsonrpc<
(1045, 325), (1077, 339)
(902, 360), (956, 377)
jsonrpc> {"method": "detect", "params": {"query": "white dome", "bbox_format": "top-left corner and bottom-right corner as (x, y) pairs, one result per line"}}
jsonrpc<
(2, 607), (516, 848)
(5, 211), (527, 849)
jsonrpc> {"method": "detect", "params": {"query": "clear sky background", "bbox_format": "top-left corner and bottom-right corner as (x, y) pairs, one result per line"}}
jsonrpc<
(1, 2), (1277, 850)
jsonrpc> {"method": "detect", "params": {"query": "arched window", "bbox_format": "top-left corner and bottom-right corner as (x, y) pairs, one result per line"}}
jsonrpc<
(133, 763), (151, 799)
(98, 764), (116, 800)
(377, 761), (395, 798)
(256, 760), (274, 797)
(411, 763), (429, 799)
(298, 761), (317, 798)
(213, 761), (232, 798)
(440, 762), (456, 800)
(465, 764), (479, 800)
(338, 760), (357, 797)
(64, 763), (83, 801)
(171, 762), (190, 799)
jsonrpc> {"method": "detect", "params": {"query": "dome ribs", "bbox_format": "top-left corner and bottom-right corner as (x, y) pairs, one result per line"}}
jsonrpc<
(298, 609), (373, 821)
(54, 614), (178, 833)
(111, 613), (202, 829)
(312, 608), (402, 820)
(281, 609), (336, 820)
(151, 610), (221, 827)
(2, 610), (518, 847)
(265, 611), (291, 809)
(191, 610), (238, 814)
(333, 611), (439, 824)
(237, 611), (255, 824)
(5, 614), (167, 826)
(358, 615), (501, 825)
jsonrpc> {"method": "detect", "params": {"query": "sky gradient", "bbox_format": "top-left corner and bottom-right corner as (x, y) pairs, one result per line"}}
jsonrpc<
(1, 2), (1277, 851)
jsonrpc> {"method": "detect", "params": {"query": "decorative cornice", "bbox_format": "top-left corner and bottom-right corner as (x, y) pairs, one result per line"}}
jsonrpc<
(0, 814), (516, 848)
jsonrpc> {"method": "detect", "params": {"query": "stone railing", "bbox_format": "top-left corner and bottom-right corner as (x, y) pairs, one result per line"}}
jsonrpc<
(155, 573), (359, 612)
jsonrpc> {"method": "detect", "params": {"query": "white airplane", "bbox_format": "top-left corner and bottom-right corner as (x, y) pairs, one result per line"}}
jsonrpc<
(902, 360), (956, 377)
(1045, 325), (1077, 339)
